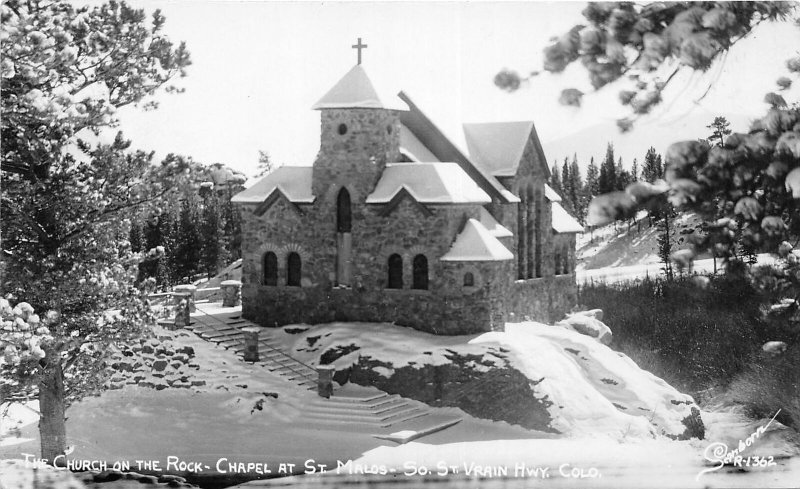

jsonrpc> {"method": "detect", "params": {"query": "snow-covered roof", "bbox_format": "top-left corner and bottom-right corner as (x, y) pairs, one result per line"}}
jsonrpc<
(440, 219), (514, 261)
(231, 167), (314, 204)
(399, 124), (439, 162)
(479, 208), (513, 238)
(552, 202), (584, 234)
(544, 183), (562, 202)
(312, 65), (408, 111)
(463, 121), (534, 177)
(366, 163), (491, 204)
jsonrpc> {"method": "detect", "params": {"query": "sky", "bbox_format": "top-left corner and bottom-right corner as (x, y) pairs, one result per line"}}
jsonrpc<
(112, 1), (800, 179)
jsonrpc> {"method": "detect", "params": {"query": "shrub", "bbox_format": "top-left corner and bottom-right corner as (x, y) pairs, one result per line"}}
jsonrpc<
(726, 344), (800, 430)
(578, 275), (769, 395)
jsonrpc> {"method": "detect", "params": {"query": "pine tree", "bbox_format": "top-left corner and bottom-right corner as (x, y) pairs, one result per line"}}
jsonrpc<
(641, 147), (663, 183)
(561, 157), (575, 214)
(631, 158), (639, 182)
(549, 161), (563, 195)
(568, 156), (585, 222)
(200, 190), (229, 278)
(598, 143), (617, 194)
(657, 211), (675, 281)
(706, 116), (732, 147)
(172, 198), (203, 283)
(585, 157), (600, 197)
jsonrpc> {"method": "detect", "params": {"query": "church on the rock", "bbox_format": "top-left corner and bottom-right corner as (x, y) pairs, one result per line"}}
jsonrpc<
(232, 42), (583, 335)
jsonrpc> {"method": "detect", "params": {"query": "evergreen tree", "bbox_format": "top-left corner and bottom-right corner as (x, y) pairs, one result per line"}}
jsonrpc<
(0, 0), (190, 460)
(200, 187), (229, 278)
(706, 116), (732, 147)
(641, 147), (664, 183)
(585, 156), (599, 198)
(561, 157), (575, 214)
(172, 198), (203, 283)
(568, 156), (585, 222)
(631, 158), (639, 182)
(598, 143), (617, 194)
(549, 161), (563, 194)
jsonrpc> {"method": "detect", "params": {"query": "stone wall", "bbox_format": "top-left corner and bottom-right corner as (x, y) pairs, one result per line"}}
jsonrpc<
(506, 274), (578, 324)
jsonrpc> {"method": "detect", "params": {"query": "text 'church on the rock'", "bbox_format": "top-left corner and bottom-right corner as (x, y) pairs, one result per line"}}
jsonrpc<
(232, 40), (583, 335)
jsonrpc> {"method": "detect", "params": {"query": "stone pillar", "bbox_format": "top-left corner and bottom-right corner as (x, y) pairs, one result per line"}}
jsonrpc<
(173, 284), (197, 312)
(173, 293), (191, 328)
(220, 280), (242, 307)
(242, 327), (261, 362)
(317, 365), (334, 398)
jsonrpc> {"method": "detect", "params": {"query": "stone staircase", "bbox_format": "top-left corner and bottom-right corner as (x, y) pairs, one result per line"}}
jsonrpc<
(186, 303), (462, 441)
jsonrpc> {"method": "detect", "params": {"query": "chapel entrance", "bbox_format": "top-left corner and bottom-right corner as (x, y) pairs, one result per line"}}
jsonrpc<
(336, 188), (352, 286)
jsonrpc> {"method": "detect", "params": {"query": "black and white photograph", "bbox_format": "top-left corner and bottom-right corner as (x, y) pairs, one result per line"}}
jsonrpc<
(1, 1), (800, 488)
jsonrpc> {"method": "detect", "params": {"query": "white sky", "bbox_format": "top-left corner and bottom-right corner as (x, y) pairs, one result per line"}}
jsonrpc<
(113, 1), (800, 178)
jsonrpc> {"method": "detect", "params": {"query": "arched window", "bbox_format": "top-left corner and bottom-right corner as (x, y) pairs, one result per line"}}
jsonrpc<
(263, 252), (278, 286)
(412, 254), (428, 290)
(387, 254), (403, 289)
(287, 252), (301, 286)
(336, 188), (352, 233)
(463, 272), (475, 287)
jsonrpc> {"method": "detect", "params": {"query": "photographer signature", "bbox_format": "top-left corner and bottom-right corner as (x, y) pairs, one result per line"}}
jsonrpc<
(696, 409), (782, 481)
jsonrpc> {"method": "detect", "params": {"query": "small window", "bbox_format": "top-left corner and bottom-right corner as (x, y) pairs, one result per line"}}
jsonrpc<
(388, 254), (403, 289)
(554, 254), (562, 276)
(287, 252), (301, 286)
(337, 123), (348, 135)
(386, 124), (393, 135)
(263, 252), (278, 286)
(412, 254), (428, 290)
(463, 272), (475, 287)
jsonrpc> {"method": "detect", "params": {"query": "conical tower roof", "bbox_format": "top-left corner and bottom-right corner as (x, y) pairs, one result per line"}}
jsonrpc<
(312, 64), (408, 111)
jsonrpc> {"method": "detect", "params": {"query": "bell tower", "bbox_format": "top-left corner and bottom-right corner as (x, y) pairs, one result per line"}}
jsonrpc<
(311, 39), (407, 199)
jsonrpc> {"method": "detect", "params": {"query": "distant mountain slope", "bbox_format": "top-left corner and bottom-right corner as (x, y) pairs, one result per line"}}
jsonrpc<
(577, 212), (708, 271)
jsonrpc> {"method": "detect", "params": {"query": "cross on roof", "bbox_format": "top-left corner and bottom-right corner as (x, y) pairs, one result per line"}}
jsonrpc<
(352, 37), (367, 65)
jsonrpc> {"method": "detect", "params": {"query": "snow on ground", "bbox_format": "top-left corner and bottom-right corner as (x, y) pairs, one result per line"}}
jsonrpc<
(475, 323), (695, 438)
(278, 320), (699, 439)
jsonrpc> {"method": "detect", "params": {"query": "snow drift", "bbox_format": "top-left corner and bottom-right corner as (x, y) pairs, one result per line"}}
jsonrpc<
(279, 320), (704, 440)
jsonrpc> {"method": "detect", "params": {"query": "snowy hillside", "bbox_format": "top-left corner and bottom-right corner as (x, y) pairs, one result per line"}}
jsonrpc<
(275, 320), (703, 440)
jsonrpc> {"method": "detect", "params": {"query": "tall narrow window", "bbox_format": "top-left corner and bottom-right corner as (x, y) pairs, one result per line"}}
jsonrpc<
(336, 187), (353, 286)
(387, 254), (403, 289)
(263, 252), (278, 285)
(554, 254), (562, 276)
(526, 186), (535, 279)
(412, 254), (428, 290)
(287, 252), (301, 286)
(337, 188), (352, 233)
(535, 193), (542, 278)
(463, 272), (475, 287)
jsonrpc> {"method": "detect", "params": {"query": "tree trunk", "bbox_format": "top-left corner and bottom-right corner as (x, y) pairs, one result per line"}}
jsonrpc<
(38, 356), (67, 466)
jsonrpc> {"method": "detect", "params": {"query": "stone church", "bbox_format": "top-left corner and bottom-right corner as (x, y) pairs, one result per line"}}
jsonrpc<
(233, 46), (583, 335)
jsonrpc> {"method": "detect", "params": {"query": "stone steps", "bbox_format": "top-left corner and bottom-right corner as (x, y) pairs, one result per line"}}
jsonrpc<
(188, 304), (462, 437)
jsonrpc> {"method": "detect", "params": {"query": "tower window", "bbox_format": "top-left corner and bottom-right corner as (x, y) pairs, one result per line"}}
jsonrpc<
(412, 254), (428, 290)
(388, 254), (403, 289)
(337, 123), (348, 135)
(386, 124), (393, 135)
(463, 272), (474, 287)
(336, 187), (352, 233)
(263, 252), (278, 286)
(287, 252), (301, 286)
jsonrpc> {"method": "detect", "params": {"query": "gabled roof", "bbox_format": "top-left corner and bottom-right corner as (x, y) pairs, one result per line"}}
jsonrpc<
(312, 65), (408, 111)
(399, 124), (440, 162)
(398, 92), (519, 204)
(366, 163), (491, 204)
(462, 121), (551, 179)
(544, 183), (562, 202)
(440, 219), (514, 262)
(552, 202), (584, 234)
(479, 208), (513, 238)
(231, 167), (314, 204)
